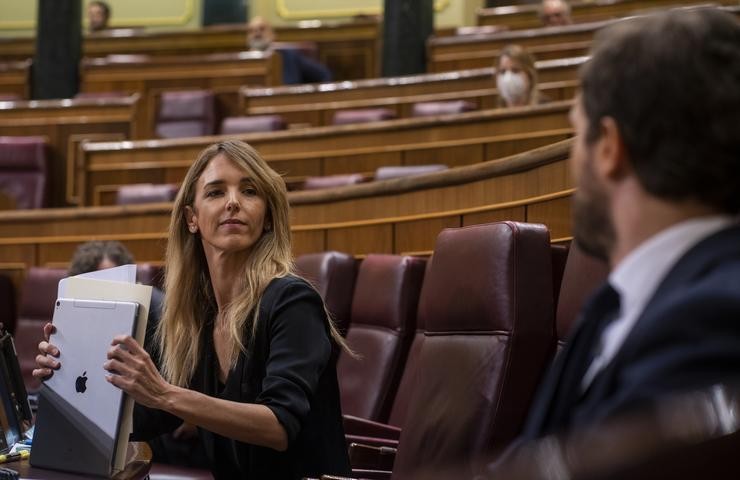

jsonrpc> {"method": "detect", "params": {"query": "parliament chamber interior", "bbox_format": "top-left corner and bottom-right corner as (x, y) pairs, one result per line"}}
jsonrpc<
(0, 0), (739, 478)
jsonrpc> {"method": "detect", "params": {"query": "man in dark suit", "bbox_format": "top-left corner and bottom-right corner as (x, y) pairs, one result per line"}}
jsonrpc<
(247, 16), (333, 85)
(520, 8), (740, 441)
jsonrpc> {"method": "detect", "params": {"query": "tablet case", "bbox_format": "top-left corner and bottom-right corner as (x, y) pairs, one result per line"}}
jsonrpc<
(30, 298), (139, 477)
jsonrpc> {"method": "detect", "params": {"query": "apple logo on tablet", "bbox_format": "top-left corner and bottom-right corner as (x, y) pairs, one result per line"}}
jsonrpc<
(75, 371), (88, 393)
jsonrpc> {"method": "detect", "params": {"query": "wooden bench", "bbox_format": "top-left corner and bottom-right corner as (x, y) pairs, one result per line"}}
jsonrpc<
(0, 95), (142, 207)
(80, 51), (282, 138)
(0, 140), (573, 290)
(77, 100), (574, 206)
(0, 60), (31, 100)
(0, 19), (380, 81)
(477, 0), (738, 30)
(241, 57), (585, 126)
(427, 19), (611, 73)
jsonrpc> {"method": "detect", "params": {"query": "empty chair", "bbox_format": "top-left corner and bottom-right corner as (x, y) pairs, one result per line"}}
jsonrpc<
(15, 267), (67, 391)
(295, 251), (358, 337)
(374, 164), (447, 181)
(411, 100), (477, 117)
(302, 174), (364, 191)
(0, 136), (49, 209)
(332, 108), (396, 125)
(338, 255), (426, 423)
(116, 183), (179, 205)
(155, 90), (216, 139)
(385, 221), (555, 478)
(219, 115), (286, 135)
(0, 274), (16, 335)
(555, 242), (609, 348)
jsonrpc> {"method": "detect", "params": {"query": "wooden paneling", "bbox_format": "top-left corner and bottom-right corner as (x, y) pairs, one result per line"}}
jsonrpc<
(0, 60), (30, 100)
(78, 101), (573, 206)
(0, 96), (141, 207)
(0, 141), (575, 288)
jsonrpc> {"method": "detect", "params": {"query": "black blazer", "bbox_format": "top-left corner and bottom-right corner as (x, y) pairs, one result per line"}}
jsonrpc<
(522, 223), (740, 440)
(134, 275), (350, 479)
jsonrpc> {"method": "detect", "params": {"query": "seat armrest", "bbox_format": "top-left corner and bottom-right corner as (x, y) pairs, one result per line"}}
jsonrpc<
(345, 434), (399, 449)
(343, 414), (402, 440)
(349, 443), (397, 471)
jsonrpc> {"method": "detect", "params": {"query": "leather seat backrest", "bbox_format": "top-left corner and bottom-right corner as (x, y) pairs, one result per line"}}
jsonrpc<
(555, 242), (609, 348)
(302, 174), (364, 190)
(374, 164), (448, 181)
(294, 251), (358, 337)
(156, 90), (216, 139)
(392, 222), (556, 478)
(411, 100), (477, 117)
(15, 267), (68, 392)
(219, 115), (286, 135)
(338, 254), (426, 422)
(332, 108), (396, 125)
(0, 136), (49, 209)
(116, 183), (179, 205)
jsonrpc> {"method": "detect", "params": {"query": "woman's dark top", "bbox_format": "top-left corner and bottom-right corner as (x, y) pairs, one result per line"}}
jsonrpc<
(133, 275), (351, 479)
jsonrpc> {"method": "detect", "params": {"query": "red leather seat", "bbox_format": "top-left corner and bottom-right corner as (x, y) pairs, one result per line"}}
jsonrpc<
(411, 100), (477, 117)
(15, 267), (67, 392)
(555, 242), (609, 348)
(374, 164), (447, 181)
(219, 115), (286, 135)
(332, 108), (396, 125)
(0, 136), (49, 209)
(155, 90), (216, 139)
(302, 174), (365, 190)
(295, 251), (358, 337)
(338, 255), (426, 422)
(389, 221), (555, 478)
(116, 183), (179, 205)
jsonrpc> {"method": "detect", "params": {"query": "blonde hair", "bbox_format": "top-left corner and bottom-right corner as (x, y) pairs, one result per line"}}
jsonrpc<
(496, 44), (539, 106)
(157, 140), (345, 386)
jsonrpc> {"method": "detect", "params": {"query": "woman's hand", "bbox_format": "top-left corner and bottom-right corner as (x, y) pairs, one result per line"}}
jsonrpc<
(104, 335), (173, 410)
(33, 323), (60, 380)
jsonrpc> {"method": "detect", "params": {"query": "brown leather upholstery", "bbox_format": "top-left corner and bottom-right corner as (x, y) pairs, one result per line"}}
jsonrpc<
(0, 136), (49, 209)
(16, 267), (67, 392)
(332, 108), (396, 125)
(550, 243), (569, 315)
(156, 90), (216, 139)
(302, 174), (365, 190)
(391, 222), (556, 478)
(411, 100), (477, 117)
(219, 115), (286, 135)
(338, 255), (426, 423)
(555, 242), (609, 345)
(0, 274), (16, 334)
(295, 251), (358, 337)
(116, 183), (179, 205)
(374, 164), (447, 181)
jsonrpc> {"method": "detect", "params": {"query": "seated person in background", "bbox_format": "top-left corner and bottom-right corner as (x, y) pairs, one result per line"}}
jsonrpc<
(87, 1), (111, 32)
(539, 0), (572, 27)
(36, 140), (352, 479)
(495, 45), (542, 107)
(247, 16), (333, 84)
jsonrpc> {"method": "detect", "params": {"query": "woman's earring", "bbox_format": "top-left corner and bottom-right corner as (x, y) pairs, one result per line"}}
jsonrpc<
(189, 226), (198, 233)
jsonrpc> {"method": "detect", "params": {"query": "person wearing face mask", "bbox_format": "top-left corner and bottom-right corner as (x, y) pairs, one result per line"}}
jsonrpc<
(247, 16), (333, 85)
(495, 45), (542, 108)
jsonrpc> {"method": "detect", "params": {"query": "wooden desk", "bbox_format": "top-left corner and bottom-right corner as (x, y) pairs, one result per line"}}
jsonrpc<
(80, 51), (281, 138)
(14, 442), (150, 479)
(242, 58), (584, 126)
(0, 61), (30, 100)
(476, 0), (738, 30)
(0, 20), (380, 82)
(0, 95), (141, 207)
(77, 101), (573, 206)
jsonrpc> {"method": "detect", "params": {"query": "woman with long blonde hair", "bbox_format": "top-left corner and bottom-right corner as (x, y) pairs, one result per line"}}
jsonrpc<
(35, 140), (351, 479)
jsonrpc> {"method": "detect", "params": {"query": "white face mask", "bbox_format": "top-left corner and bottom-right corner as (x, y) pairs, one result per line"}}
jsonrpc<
(497, 71), (529, 106)
(249, 37), (271, 52)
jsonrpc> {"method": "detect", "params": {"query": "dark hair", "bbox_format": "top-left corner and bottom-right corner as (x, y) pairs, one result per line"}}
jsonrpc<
(68, 240), (134, 276)
(580, 8), (740, 213)
(89, 1), (111, 19)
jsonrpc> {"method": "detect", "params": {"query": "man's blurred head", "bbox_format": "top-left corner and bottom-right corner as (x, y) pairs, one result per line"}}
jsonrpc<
(247, 16), (275, 51)
(540, 0), (572, 27)
(87, 1), (110, 32)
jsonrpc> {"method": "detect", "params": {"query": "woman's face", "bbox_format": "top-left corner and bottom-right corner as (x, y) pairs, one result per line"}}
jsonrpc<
(185, 154), (268, 260)
(497, 55), (532, 106)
